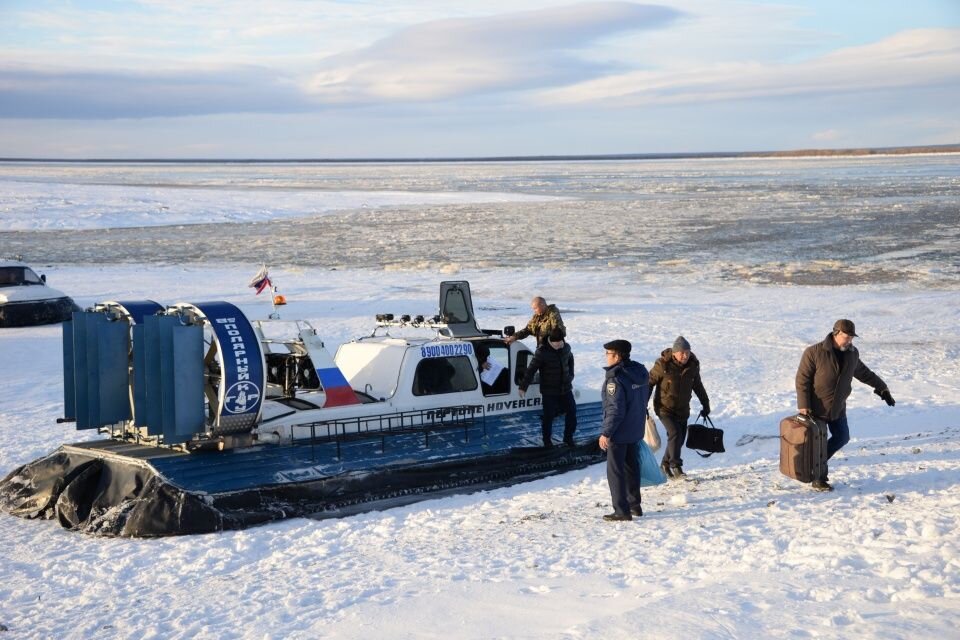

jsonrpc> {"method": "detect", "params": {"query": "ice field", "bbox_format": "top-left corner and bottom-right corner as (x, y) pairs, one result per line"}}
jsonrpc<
(1, 155), (959, 638)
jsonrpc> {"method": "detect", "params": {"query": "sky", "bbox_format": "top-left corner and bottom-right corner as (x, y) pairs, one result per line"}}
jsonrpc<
(0, 0), (958, 158)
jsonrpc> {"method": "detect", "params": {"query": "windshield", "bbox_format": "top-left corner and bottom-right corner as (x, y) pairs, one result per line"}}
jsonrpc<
(0, 267), (43, 286)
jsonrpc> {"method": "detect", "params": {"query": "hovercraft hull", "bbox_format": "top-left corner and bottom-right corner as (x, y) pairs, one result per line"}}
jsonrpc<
(1, 402), (605, 537)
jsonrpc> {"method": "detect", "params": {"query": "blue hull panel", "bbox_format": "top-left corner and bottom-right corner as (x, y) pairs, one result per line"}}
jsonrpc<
(150, 401), (603, 494)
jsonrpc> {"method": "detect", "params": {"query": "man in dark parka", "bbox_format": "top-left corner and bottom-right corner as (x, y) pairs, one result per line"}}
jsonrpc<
(796, 319), (895, 491)
(519, 328), (577, 447)
(648, 336), (710, 479)
(598, 339), (649, 522)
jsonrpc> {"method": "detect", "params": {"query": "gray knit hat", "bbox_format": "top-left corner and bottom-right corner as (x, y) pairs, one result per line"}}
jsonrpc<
(672, 336), (691, 352)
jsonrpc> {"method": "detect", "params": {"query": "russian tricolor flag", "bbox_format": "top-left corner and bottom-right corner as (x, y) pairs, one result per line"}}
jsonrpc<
(249, 265), (272, 295)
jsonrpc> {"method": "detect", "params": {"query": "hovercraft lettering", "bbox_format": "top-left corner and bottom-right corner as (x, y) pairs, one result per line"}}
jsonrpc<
(420, 343), (474, 358)
(426, 406), (482, 420)
(215, 316), (262, 414)
(216, 317), (250, 380)
(487, 397), (540, 412)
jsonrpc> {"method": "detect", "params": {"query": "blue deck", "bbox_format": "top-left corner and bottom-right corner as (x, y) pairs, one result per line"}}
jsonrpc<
(72, 401), (605, 495)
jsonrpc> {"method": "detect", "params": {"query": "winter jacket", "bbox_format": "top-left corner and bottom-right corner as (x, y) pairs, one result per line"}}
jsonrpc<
(601, 359), (649, 443)
(520, 341), (574, 395)
(796, 333), (888, 421)
(648, 348), (710, 421)
(514, 304), (565, 346)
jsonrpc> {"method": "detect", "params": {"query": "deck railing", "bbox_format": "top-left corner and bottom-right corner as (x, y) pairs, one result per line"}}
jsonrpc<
(290, 404), (487, 460)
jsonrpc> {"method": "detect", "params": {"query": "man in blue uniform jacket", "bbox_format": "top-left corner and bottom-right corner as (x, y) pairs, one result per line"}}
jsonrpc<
(598, 339), (650, 522)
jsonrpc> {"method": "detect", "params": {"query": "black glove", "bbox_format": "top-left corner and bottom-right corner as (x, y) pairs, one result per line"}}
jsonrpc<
(875, 388), (895, 406)
(699, 407), (710, 418)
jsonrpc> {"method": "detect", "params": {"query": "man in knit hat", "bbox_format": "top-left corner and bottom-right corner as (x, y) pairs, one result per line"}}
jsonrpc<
(648, 335), (711, 479)
(519, 328), (577, 447)
(796, 319), (895, 491)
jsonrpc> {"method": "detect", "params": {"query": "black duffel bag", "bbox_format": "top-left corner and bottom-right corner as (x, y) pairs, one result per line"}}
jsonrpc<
(685, 414), (725, 457)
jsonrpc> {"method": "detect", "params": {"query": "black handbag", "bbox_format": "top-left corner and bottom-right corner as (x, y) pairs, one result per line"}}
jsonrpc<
(685, 415), (725, 457)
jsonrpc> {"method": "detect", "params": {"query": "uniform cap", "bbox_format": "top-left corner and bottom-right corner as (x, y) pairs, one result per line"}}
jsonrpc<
(603, 339), (631, 357)
(833, 319), (858, 337)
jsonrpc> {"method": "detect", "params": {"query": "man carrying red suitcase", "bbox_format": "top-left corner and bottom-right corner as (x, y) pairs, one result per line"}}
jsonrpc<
(795, 319), (896, 491)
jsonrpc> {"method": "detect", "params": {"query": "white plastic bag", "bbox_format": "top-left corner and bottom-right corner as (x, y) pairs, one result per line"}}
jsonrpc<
(644, 414), (662, 453)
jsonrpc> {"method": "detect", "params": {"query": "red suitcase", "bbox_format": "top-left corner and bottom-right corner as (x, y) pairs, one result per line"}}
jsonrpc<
(779, 414), (827, 483)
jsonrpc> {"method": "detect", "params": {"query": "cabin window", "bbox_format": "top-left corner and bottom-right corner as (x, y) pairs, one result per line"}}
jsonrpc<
(413, 356), (479, 396)
(475, 342), (510, 396)
(441, 289), (470, 324)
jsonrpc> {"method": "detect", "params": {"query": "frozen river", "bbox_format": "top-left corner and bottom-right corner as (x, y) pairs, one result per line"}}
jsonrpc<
(2, 154), (958, 286)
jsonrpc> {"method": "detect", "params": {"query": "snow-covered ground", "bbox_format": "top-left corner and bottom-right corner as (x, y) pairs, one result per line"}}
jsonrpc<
(1, 265), (958, 638)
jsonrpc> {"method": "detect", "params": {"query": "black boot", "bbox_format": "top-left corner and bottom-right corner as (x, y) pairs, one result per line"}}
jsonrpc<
(811, 478), (833, 492)
(660, 460), (673, 478)
(671, 465), (686, 479)
(603, 513), (632, 522)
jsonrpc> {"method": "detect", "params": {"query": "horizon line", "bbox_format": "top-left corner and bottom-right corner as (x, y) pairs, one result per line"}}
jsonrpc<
(1, 143), (958, 164)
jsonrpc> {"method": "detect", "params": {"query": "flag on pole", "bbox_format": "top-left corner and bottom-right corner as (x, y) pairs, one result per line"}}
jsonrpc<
(249, 264), (272, 295)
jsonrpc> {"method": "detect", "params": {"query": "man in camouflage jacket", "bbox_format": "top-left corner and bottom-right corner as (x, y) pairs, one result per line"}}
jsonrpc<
(505, 296), (565, 347)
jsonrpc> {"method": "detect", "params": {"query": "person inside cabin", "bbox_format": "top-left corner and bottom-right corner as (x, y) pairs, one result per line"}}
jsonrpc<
(475, 343), (509, 395)
(416, 358), (456, 395)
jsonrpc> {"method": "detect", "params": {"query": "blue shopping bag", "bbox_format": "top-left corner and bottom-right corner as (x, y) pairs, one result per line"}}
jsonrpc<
(638, 439), (667, 487)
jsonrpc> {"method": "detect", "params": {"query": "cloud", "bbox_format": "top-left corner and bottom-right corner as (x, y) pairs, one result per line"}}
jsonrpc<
(0, 2), (681, 119)
(0, 65), (312, 119)
(303, 2), (682, 103)
(534, 28), (960, 107)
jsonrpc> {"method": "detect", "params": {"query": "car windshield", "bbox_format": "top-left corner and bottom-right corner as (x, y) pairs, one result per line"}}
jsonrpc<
(0, 267), (43, 286)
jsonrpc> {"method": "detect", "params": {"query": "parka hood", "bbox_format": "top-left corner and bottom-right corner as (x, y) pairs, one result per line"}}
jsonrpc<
(607, 359), (649, 385)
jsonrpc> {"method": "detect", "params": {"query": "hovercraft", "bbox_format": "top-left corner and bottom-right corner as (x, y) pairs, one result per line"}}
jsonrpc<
(0, 282), (605, 537)
(0, 258), (79, 328)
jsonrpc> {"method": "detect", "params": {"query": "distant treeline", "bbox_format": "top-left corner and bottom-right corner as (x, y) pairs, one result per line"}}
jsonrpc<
(2, 144), (959, 164)
(756, 144), (960, 158)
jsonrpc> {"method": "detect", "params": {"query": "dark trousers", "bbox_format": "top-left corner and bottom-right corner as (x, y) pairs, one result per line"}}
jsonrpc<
(826, 414), (850, 460)
(606, 441), (642, 516)
(659, 413), (687, 468)
(541, 391), (577, 445)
